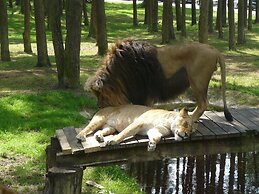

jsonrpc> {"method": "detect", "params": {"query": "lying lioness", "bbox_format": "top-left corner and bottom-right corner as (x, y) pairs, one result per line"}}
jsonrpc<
(76, 105), (196, 151)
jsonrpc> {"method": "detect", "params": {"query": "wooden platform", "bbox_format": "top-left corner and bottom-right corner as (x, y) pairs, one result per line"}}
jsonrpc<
(56, 108), (259, 156)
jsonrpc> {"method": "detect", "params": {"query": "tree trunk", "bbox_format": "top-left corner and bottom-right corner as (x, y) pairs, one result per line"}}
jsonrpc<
(23, 0), (32, 53)
(162, 0), (175, 43)
(147, 0), (158, 32)
(222, 0), (227, 27)
(208, 0), (213, 33)
(9, 0), (13, 8)
(0, 0), (11, 61)
(82, 0), (89, 26)
(218, 0), (223, 39)
(181, 0), (186, 37)
(256, 0), (259, 23)
(133, 0), (138, 26)
(228, 0), (236, 50)
(64, 0), (82, 88)
(96, 0), (108, 56)
(34, 0), (51, 67)
(199, 0), (208, 43)
(88, 0), (97, 38)
(248, 0), (252, 30)
(191, 0), (196, 25)
(175, 0), (181, 31)
(237, 0), (245, 44)
(49, 0), (65, 88)
(244, 0), (247, 27)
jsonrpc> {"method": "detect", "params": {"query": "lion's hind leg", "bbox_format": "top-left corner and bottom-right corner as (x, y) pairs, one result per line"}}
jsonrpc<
(94, 124), (116, 142)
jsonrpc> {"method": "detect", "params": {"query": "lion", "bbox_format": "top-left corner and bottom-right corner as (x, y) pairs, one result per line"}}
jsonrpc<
(76, 105), (195, 151)
(86, 39), (233, 123)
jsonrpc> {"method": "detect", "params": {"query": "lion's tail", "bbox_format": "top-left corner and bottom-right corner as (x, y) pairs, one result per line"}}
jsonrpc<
(218, 54), (233, 121)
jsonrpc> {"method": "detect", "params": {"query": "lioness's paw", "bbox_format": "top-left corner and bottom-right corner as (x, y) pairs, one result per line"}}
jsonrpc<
(148, 142), (156, 152)
(76, 132), (86, 142)
(94, 132), (104, 142)
(105, 139), (117, 146)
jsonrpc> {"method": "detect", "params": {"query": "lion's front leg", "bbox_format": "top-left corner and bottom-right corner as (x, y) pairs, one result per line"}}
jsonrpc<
(147, 128), (164, 151)
(105, 122), (142, 146)
(94, 125), (116, 142)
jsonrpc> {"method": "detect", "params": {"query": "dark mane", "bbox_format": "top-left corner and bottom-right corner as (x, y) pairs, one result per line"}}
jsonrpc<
(89, 39), (189, 106)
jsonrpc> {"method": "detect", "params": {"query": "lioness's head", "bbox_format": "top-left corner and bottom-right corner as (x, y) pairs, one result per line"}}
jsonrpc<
(171, 108), (197, 141)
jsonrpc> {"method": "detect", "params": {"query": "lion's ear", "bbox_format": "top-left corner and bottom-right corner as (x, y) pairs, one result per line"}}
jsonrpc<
(179, 107), (188, 117)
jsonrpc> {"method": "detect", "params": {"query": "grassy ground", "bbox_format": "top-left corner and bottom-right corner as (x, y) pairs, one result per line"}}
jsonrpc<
(0, 2), (259, 193)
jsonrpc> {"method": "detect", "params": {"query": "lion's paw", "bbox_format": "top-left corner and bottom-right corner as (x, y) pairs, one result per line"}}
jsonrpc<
(105, 139), (116, 146)
(148, 142), (156, 152)
(94, 132), (104, 142)
(76, 132), (86, 142)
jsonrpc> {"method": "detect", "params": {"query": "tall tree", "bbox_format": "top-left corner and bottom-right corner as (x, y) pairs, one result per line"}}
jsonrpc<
(181, 0), (186, 37)
(222, 0), (227, 27)
(218, 0), (223, 39)
(96, 0), (108, 55)
(64, 0), (83, 88)
(34, 0), (51, 67)
(49, 0), (65, 88)
(147, 0), (158, 32)
(0, 0), (11, 61)
(255, 0), (259, 23)
(162, 0), (175, 43)
(82, 0), (89, 26)
(199, 0), (208, 43)
(208, 0), (213, 33)
(248, 0), (252, 30)
(244, 0), (247, 27)
(191, 0), (197, 25)
(88, 0), (97, 38)
(175, 0), (182, 31)
(23, 0), (32, 53)
(238, 0), (245, 44)
(228, 0), (236, 50)
(133, 0), (138, 26)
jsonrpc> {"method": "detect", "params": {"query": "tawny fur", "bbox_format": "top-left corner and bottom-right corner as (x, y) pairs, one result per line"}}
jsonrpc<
(86, 40), (233, 123)
(76, 105), (195, 151)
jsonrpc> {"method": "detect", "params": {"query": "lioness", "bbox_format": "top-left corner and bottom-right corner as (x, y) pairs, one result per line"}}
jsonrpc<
(86, 40), (233, 123)
(76, 105), (195, 151)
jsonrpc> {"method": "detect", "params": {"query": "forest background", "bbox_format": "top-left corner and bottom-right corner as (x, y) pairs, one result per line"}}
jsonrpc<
(0, 0), (259, 193)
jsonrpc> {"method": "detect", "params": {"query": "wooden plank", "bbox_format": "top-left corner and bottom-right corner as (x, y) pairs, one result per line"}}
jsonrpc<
(213, 111), (249, 134)
(247, 108), (259, 118)
(204, 111), (241, 137)
(190, 127), (203, 140)
(200, 114), (228, 138)
(238, 109), (259, 128)
(196, 120), (215, 139)
(231, 109), (258, 131)
(56, 129), (72, 155)
(63, 127), (84, 154)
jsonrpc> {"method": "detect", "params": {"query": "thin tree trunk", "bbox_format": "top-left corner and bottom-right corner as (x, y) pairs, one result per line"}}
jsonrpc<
(23, 0), (32, 53)
(133, 0), (138, 26)
(0, 0), (11, 61)
(181, 0), (186, 37)
(96, 0), (108, 55)
(237, 0), (245, 44)
(49, 0), (65, 88)
(34, 0), (51, 67)
(222, 0), (227, 27)
(88, 0), (97, 38)
(64, 0), (83, 88)
(82, 0), (89, 26)
(248, 0), (252, 30)
(256, 0), (259, 23)
(244, 0), (247, 27)
(228, 0), (236, 50)
(191, 0), (196, 25)
(218, 0), (223, 39)
(175, 0), (181, 31)
(162, 0), (175, 43)
(199, 0), (208, 43)
(208, 0), (213, 33)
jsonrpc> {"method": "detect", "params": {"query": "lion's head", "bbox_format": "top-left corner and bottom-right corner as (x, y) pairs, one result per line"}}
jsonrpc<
(171, 108), (197, 141)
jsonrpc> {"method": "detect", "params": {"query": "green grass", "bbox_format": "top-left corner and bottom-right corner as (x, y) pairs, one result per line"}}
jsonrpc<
(0, 1), (259, 193)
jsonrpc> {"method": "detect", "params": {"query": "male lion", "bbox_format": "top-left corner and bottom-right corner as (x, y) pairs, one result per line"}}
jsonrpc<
(76, 105), (194, 151)
(86, 39), (233, 123)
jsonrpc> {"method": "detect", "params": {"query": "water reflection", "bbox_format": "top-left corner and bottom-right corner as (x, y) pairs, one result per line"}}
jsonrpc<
(123, 152), (259, 194)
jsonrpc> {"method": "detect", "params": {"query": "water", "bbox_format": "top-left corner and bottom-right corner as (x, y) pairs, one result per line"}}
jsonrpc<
(123, 152), (259, 194)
